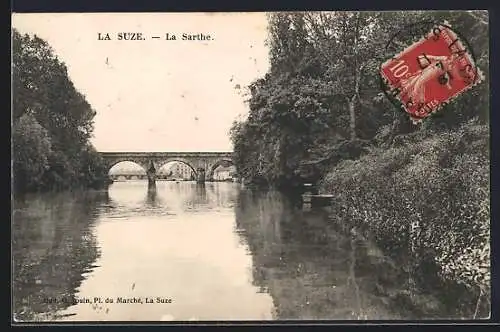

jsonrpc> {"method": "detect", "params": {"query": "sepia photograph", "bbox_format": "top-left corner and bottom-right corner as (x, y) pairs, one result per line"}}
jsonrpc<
(11, 11), (490, 322)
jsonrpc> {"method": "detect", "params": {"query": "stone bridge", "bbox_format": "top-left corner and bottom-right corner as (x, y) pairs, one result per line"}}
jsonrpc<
(99, 151), (234, 185)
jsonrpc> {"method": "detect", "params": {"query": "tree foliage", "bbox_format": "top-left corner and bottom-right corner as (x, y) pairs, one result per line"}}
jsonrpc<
(12, 114), (52, 191)
(230, 11), (489, 188)
(12, 29), (107, 193)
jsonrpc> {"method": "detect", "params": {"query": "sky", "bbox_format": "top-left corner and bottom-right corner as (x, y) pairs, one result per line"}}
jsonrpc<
(12, 13), (270, 152)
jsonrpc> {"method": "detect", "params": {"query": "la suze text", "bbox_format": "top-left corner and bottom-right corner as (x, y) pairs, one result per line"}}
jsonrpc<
(97, 32), (213, 41)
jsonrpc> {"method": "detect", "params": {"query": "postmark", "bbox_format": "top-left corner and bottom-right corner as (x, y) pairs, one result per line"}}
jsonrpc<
(380, 22), (484, 123)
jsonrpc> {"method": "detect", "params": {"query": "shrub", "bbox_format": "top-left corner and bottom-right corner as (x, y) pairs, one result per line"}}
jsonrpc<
(319, 119), (490, 303)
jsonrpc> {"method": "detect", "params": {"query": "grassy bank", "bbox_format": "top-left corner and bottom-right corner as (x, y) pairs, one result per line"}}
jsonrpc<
(318, 118), (490, 318)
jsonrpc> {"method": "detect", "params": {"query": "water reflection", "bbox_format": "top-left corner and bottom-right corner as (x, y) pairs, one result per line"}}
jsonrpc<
(145, 184), (158, 207)
(12, 191), (106, 321)
(234, 189), (413, 320)
(13, 182), (473, 322)
(15, 182), (274, 321)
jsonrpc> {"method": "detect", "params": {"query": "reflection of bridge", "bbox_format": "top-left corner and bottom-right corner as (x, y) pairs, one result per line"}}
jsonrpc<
(99, 151), (234, 185)
(109, 174), (148, 181)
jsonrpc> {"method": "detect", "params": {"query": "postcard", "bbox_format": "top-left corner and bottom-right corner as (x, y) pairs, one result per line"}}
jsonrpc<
(11, 11), (490, 323)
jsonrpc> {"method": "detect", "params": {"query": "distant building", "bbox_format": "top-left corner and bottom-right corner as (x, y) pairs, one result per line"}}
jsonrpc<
(213, 165), (236, 181)
(163, 162), (194, 180)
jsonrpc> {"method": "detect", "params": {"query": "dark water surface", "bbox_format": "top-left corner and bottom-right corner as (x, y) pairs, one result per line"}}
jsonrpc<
(12, 181), (471, 321)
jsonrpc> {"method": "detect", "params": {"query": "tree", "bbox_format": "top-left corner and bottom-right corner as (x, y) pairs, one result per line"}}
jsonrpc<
(12, 114), (52, 192)
(12, 29), (106, 192)
(230, 11), (490, 188)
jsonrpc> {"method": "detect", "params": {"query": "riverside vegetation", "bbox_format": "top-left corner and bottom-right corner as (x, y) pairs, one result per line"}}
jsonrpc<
(12, 29), (109, 194)
(229, 11), (490, 317)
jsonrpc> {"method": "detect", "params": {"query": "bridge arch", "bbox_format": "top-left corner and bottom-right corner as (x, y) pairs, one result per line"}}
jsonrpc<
(207, 158), (235, 180)
(107, 160), (148, 181)
(156, 159), (198, 178)
(106, 159), (149, 174)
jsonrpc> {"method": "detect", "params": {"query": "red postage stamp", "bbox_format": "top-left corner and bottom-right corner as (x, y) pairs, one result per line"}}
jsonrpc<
(380, 23), (483, 123)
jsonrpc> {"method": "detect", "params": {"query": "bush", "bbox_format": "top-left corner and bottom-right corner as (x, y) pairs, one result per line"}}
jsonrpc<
(13, 114), (52, 192)
(319, 119), (490, 305)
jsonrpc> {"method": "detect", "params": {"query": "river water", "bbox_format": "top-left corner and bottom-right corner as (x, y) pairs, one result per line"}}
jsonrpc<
(12, 181), (476, 322)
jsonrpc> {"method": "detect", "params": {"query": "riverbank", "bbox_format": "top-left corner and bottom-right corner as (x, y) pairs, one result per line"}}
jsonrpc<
(318, 119), (490, 318)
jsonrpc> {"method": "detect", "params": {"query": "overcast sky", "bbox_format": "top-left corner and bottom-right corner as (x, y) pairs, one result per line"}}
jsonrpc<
(12, 13), (270, 152)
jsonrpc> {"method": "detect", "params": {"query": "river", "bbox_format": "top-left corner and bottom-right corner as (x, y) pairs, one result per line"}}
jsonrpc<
(12, 181), (476, 322)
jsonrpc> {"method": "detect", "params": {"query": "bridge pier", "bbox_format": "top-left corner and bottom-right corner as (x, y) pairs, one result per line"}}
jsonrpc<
(147, 160), (157, 189)
(196, 168), (206, 184)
